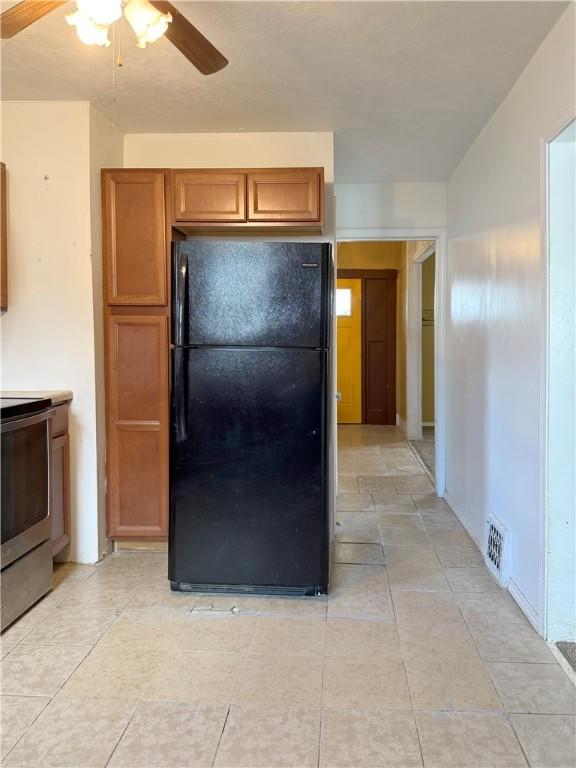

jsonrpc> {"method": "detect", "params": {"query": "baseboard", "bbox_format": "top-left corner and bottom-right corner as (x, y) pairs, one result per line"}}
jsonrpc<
(398, 416), (407, 435)
(114, 539), (168, 552)
(422, 422), (435, 427)
(508, 578), (540, 632)
(443, 491), (482, 549)
(443, 491), (542, 634)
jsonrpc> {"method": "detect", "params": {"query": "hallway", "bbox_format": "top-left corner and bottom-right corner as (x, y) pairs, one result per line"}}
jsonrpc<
(0, 427), (574, 767)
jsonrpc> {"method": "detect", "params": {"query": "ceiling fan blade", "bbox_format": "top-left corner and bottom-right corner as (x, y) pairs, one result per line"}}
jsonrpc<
(0, 0), (66, 39)
(150, 1), (228, 75)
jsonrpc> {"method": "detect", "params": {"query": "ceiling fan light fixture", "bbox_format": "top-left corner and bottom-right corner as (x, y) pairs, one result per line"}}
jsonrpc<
(75, 0), (123, 27)
(124, 0), (172, 48)
(65, 10), (112, 47)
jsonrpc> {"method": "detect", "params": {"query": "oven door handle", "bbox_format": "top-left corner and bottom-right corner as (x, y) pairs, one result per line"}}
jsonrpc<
(1, 408), (56, 433)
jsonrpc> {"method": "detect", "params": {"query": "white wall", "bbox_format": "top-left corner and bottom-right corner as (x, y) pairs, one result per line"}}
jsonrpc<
(0, 102), (100, 562)
(445, 6), (575, 629)
(89, 106), (124, 559)
(335, 182), (447, 233)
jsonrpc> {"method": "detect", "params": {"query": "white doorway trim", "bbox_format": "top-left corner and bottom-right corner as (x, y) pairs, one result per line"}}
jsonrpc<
(538, 110), (576, 639)
(337, 227), (447, 497)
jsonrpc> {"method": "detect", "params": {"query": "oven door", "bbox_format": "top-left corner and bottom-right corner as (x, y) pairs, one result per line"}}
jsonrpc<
(1, 408), (55, 569)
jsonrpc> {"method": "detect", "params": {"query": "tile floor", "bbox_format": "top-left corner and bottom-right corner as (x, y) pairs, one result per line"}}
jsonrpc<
(1, 425), (575, 767)
(409, 426), (435, 479)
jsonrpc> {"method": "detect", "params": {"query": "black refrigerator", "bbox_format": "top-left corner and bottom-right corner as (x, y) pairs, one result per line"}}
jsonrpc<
(169, 241), (332, 596)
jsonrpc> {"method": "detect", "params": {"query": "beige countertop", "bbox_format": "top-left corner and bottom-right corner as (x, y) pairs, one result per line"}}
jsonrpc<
(1, 390), (73, 405)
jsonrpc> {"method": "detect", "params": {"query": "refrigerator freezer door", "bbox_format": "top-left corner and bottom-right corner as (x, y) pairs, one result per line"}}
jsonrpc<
(169, 347), (329, 593)
(173, 241), (331, 349)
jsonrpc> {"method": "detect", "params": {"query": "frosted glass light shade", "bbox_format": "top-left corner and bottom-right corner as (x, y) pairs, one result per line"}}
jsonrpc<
(124, 0), (172, 48)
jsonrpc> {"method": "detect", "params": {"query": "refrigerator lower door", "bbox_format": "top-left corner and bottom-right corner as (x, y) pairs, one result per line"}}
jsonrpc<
(169, 347), (329, 594)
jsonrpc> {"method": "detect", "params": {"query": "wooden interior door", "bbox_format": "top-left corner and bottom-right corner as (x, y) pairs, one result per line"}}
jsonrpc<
(364, 277), (397, 425)
(336, 278), (362, 423)
(106, 314), (169, 538)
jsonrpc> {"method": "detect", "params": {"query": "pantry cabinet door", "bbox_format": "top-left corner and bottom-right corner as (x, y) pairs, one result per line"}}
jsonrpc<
(103, 170), (168, 306)
(106, 314), (169, 538)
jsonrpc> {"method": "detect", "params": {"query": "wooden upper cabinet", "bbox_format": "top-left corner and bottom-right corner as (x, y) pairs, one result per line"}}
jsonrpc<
(1, 162), (7, 312)
(173, 171), (246, 222)
(247, 168), (323, 223)
(103, 170), (168, 306)
(106, 314), (169, 538)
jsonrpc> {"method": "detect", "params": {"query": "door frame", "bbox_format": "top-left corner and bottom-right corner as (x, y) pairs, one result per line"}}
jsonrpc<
(336, 228), (447, 497)
(337, 268), (398, 425)
(538, 109), (576, 639)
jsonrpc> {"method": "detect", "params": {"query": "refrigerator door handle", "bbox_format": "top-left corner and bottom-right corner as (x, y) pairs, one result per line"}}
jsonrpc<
(173, 246), (187, 347)
(173, 348), (188, 444)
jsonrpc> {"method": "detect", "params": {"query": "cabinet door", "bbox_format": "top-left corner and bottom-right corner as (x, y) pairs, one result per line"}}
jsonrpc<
(247, 168), (323, 222)
(103, 171), (168, 306)
(173, 171), (246, 222)
(51, 433), (71, 556)
(106, 314), (169, 538)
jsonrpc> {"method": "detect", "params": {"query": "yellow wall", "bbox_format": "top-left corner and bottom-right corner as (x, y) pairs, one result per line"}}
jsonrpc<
(421, 253), (435, 423)
(336, 241), (407, 424)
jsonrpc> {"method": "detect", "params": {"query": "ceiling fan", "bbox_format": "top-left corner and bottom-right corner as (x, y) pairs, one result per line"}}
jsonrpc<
(0, 0), (228, 75)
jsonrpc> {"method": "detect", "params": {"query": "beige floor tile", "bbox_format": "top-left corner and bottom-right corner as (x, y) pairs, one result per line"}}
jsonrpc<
(320, 709), (422, 767)
(455, 591), (529, 627)
(373, 496), (419, 514)
(250, 617), (326, 656)
(383, 546), (441, 570)
(427, 530), (475, 548)
(20, 607), (118, 647)
(388, 564), (450, 592)
(357, 476), (397, 494)
(488, 662), (576, 714)
(398, 621), (480, 662)
(328, 564), (394, 620)
(126, 583), (197, 611)
(0, 696), (51, 760)
(3, 696), (136, 768)
(419, 510), (463, 530)
(109, 701), (228, 767)
(392, 476), (434, 494)
(214, 704), (320, 768)
(470, 623), (556, 663)
(55, 581), (137, 610)
(99, 610), (256, 654)
(405, 654), (502, 711)
(325, 619), (401, 660)
(374, 512), (423, 528)
(334, 512), (382, 544)
(392, 591), (464, 627)
(416, 712), (527, 767)
(195, 595), (327, 618)
(338, 476), (359, 493)
(333, 542), (385, 565)
(148, 651), (243, 703)
(1, 644), (91, 697)
(52, 563), (96, 584)
(336, 493), (375, 512)
(233, 654), (323, 706)
(0, 605), (53, 645)
(0, 644), (16, 660)
(62, 643), (165, 700)
(379, 527), (432, 548)
(435, 545), (484, 568)
(444, 567), (500, 593)
(511, 714), (576, 768)
(322, 656), (411, 711)
(412, 494), (452, 512)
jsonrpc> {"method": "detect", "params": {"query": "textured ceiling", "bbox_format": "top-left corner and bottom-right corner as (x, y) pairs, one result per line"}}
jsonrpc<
(0, 1), (567, 181)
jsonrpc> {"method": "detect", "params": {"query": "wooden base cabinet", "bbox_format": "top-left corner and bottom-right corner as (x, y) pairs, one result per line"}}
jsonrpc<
(105, 314), (169, 538)
(51, 405), (71, 556)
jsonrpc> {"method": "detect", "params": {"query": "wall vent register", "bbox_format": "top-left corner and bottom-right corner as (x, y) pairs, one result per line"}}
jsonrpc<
(485, 514), (511, 587)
